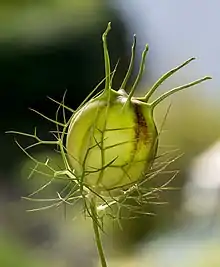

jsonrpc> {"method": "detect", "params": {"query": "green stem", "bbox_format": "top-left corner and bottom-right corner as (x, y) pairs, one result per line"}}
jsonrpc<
(151, 76), (211, 108)
(90, 197), (107, 267)
(102, 22), (111, 94)
(120, 34), (137, 90)
(127, 44), (149, 102)
(139, 57), (195, 103)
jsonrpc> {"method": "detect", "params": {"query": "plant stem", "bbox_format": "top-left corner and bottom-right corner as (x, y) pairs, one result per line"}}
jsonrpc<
(90, 197), (108, 267)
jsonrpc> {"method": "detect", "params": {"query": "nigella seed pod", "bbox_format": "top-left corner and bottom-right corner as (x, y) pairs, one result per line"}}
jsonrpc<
(66, 23), (211, 193)
(67, 91), (157, 191)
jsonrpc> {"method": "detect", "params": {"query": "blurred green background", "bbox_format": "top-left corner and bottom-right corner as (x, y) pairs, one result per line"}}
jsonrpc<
(1, 1), (220, 266)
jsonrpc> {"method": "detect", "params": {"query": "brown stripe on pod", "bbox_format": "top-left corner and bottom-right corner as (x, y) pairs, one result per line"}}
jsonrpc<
(125, 102), (149, 168)
(133, 103), (148, 147)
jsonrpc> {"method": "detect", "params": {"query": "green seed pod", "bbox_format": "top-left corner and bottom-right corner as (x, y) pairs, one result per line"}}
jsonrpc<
(67, 89), (158, 191)
(66, 23), (210, 193)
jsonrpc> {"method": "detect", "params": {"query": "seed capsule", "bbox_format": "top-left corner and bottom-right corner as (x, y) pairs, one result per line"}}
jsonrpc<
(67, 90), (157, 191)
(66, 22), (210, 193)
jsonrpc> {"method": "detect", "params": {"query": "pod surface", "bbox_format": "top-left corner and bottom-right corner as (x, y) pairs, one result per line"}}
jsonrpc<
(67, 92), (158, 191)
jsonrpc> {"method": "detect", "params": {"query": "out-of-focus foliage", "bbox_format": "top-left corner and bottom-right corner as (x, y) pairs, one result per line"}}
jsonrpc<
(0, 0), (107, 43)
(0, 231), (48, 267)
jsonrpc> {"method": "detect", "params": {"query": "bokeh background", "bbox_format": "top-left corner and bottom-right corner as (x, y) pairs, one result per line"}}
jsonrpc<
(1, 1), (220, 266)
